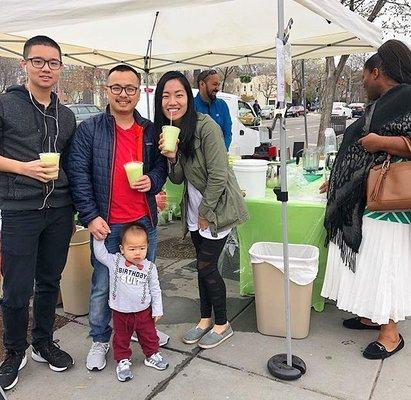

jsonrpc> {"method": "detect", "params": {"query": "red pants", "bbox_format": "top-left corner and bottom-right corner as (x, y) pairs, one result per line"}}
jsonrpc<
(112, 307), (159, 362)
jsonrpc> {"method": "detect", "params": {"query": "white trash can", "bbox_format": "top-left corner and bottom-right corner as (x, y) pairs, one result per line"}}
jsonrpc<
(249, 242), (319, 339)
(60, 227), (92, 316)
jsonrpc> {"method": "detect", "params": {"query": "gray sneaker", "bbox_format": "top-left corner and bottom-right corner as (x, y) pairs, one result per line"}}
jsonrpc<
(144, 352), (169, 371)
(182, 325), (212, 344)
(198, 325), (234, 349)
(86, 342), (109, 371)
(131, 330), (170, 347)
(116, 359), (133, 382)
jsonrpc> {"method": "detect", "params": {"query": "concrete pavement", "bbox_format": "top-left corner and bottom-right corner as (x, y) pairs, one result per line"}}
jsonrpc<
(6, 222), (411, 400)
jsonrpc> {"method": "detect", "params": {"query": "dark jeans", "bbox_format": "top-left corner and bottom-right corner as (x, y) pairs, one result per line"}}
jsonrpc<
(1, 206), (73, 352)
(190, 230), (228, 325)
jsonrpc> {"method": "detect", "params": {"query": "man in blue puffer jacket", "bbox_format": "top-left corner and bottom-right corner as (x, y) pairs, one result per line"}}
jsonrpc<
(67, 65), (167, 372)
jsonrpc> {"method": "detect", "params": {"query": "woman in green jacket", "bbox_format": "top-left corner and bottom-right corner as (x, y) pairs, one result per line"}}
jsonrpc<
(155, 71), (248, 349)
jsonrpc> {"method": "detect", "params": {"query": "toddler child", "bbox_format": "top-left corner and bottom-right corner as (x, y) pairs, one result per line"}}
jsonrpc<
(93, 222), (169, 382)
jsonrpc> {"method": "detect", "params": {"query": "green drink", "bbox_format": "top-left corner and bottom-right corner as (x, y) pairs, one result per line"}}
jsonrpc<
(124, 161), (143, 186)
(162, 125), (180, 153)
(39, 152), (60, 180)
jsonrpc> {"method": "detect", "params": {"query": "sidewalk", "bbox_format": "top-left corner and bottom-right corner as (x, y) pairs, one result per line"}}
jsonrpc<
(6, 222), (411, 400)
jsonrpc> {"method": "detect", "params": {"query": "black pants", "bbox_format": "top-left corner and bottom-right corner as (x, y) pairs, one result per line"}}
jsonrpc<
(1, 206), (73, 352)
(190, 230), (228, 325)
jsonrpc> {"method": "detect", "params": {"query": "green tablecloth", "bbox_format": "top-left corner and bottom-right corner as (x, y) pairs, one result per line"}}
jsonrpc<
(164, 179), (183, 218)
(237, 166), (328, 312)
(164, 166), (328, 312)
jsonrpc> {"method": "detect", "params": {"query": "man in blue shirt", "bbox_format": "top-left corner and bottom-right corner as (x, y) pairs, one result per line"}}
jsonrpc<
(194, 70), (232, 150)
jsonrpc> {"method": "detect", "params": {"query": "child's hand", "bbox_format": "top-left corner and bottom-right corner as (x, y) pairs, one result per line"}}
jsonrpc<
(153, 316), (162, 324)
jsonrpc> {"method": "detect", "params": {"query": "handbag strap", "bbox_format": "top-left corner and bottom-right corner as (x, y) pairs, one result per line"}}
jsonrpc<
(401, 136), (411, 154)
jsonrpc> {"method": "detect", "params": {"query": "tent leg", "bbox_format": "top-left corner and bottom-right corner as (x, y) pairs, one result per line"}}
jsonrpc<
(267, 0), (306, 382)
(302, 59), (308, 148)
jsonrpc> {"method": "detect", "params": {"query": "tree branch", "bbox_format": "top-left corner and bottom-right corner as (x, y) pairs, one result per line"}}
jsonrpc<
(367, 0), (387, 22)
(336, 54), (350, 77)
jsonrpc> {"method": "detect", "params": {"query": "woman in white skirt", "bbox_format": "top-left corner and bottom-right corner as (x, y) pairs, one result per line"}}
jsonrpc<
(321, 40), (411, 360)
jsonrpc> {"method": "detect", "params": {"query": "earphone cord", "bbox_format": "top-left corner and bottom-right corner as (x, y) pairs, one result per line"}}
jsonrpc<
(28, 90), (60, 210)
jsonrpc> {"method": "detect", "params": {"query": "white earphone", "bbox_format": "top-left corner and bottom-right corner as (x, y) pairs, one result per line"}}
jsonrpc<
(28, 90), (60, 210)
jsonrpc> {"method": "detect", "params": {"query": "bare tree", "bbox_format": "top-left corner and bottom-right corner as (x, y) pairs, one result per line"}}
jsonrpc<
(60, 65), (97, 104)
(218, 66), (237, 92)
(292, 59), (325, 106)
(257, 75), (276, 104)
(0, 58), (21, 93)
(317, 0), (408, 146)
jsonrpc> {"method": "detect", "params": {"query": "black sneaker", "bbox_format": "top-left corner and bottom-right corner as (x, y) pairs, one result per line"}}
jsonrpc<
(0, 351), (27, 390)
(31, 340), (74, 372)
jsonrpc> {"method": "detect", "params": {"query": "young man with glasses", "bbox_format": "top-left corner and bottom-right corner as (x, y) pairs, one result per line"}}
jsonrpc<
(67, 65), (167, 372)
(0, 36), (76, 390)
(194, 70), (232, 150)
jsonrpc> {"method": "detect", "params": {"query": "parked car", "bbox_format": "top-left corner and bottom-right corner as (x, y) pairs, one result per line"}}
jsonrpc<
(260, 105), (275, 119)
(332, 102), (352, 119)
(286, 105), (305, 117)
(348, 102), (365, 117)
(66, 103), (102, 125)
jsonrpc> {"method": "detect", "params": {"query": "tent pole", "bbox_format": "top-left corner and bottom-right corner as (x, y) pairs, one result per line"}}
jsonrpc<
(145, 71), (151, 120)
(277, 0), (292, 369)
(267, 0), (306, 381)
(301, 59), (308, 147)
(143, 11), (160, 121)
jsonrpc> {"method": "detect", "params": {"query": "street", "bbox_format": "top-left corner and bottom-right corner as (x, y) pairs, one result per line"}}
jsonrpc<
(259, 113), (355, 151)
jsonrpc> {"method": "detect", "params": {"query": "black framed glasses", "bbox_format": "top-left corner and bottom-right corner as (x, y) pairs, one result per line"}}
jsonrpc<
(197, 69), (218, 83)
(26, 57), (63, 70)
(107, 85), (140, 96)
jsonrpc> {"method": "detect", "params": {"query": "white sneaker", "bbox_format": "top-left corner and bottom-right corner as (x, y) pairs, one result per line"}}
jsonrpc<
(116, 359), (133, 382)
(86, 342), (109, 371)
(144, 352), (169, 371)
(131, 330), (169, 347)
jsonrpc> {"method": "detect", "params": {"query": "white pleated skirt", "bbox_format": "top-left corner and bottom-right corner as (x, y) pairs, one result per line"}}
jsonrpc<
(321, 216), (411, 325)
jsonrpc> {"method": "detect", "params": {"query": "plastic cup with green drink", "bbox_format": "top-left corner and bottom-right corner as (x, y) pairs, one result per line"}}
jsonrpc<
(124, 161), (143, 187)
(39, 152), (60, 180)
(162, 125), (180, 153)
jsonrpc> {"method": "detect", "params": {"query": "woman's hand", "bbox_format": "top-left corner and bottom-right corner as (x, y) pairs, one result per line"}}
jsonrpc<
(319, 180), (329, 194)
(358, 133), (386, 153)
(159, 132), (178, 161)
(198, 217), (209, 231)
(153, 315), (162, 324)
(130, 175), (151, 192)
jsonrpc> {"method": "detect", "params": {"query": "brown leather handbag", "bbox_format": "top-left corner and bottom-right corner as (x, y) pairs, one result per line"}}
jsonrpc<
(366, 136), (411, 211)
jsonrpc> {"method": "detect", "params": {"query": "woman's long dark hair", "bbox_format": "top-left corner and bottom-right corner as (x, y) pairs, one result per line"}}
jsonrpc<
(364, 39), (411, 84)
(154, 71), (197, 159)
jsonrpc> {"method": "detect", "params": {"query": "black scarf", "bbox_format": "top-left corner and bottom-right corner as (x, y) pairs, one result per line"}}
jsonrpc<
(325, 84), (411, 271)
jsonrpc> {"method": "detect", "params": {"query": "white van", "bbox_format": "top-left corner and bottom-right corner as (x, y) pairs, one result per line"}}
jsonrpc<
(136, 87), (261, 156)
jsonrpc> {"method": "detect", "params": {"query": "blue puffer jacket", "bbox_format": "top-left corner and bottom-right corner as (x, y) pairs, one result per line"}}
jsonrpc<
(67, 108), (167, 227)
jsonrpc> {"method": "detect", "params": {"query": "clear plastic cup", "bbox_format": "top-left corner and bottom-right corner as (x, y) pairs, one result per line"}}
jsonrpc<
(39, 152), (60, 180)
(124, 161), (143, 186)
(162, 126), (180, 153)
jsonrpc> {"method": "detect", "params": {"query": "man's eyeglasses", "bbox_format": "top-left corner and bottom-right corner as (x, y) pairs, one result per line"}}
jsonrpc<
(197, 69), (218, 83)
(107, 85), (140, 96)
(26, 57), (63, 70)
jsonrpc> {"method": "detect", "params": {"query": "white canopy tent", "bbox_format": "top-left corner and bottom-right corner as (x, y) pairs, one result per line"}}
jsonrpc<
(0, 0), (382, 71)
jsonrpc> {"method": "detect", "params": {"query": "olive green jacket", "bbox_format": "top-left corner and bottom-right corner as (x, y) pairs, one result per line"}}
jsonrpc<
(168, 113), (249, 237)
